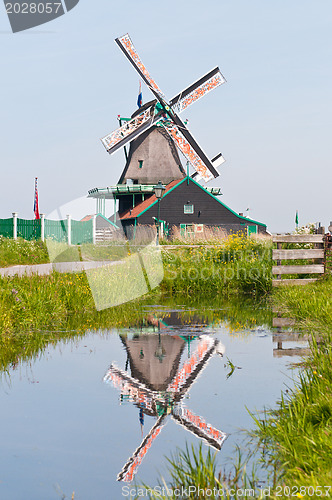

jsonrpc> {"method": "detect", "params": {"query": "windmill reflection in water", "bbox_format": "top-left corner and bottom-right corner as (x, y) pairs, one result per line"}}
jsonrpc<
(103, 314), (227, 482)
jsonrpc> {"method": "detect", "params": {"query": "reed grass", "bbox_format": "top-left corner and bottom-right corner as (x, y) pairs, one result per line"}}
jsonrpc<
(135, 443), (265, 500)
(160, 225), (229, 245)
(273, 275), (332, 332)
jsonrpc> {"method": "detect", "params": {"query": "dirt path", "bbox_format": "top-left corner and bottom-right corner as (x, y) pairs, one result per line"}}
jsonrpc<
(0, 261), (113, 277)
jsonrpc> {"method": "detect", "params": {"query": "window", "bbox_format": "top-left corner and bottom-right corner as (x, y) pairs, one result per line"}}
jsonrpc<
(247, 225), (258, 236)
(184, 204), (194, 214)
(180, 224), (194, 237)
(138, 160), (143, 169)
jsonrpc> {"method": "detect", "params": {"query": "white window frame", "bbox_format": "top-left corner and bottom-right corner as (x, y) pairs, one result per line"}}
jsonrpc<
(184, 204), (194, 214)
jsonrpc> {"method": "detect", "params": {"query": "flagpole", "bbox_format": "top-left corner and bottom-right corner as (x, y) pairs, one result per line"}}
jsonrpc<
(34, 177), (40, 220)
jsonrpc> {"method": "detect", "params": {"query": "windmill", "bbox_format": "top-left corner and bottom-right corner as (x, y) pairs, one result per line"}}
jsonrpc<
(104, 334), (227, 482)
(101, 33), (226, 183)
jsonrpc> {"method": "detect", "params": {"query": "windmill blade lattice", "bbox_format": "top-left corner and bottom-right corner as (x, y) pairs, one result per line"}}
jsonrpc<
(101, 104), (159, 154)
(163, 122), (215, 182)
(170, 67), (226, 114)
(117, 414), (167, 482)
(101, 34), (226, 183)
(115, 33), (166, 101)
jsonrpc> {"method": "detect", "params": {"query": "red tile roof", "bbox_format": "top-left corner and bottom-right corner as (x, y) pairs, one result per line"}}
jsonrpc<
(81, 215), (94, 222)
(120, 179), (183, 220)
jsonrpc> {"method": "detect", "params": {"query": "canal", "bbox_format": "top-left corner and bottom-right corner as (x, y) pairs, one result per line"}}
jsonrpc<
(0, 300), (307, 499)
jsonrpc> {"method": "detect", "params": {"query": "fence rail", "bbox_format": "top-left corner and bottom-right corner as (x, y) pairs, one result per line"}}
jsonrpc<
(17, 218), (41, 240)
(272, 234), (326, 286)
(0, 218), (13, 238)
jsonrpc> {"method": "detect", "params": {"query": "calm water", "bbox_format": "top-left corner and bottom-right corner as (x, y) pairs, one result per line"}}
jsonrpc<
(0, 304), (308, 500)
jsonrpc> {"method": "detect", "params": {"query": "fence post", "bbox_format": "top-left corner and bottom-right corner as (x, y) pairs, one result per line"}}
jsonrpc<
(40, 214), (45, 242)
(12, 212), (18, 240)
(92, 214), (96, 244)
(323, 233), (329, 275)
(67, 214), (71, 246)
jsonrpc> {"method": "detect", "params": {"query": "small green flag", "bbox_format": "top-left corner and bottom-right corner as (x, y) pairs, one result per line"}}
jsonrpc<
(295, 210), (299, 226)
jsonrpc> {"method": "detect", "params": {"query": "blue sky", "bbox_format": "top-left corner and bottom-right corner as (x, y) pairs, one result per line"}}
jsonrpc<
(1, 0), (331, 232)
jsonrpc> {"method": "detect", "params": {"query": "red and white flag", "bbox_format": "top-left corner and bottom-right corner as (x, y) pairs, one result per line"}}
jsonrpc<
(34, 177), (40, 220)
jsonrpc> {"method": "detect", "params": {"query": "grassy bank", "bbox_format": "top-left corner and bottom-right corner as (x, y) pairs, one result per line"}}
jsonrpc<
(0, 234), (270, 375)
(0, 268), (271, 373)
(1, 234), (272, 296)
(0, 271), (149, 372)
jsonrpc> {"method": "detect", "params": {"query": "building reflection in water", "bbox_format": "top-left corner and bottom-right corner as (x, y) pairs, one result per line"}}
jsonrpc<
(103, 313), (227, 483)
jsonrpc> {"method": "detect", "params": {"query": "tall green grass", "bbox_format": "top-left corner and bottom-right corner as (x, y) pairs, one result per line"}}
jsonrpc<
(274, 276), (332, 332)
(0, 272), (147, 373)
(135, 443), (266, 500)
(161, 234), (272, 298)
(0, 237), (49, 267)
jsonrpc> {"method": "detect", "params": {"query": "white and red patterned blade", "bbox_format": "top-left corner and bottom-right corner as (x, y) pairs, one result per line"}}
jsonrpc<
(163, 121), (217, 182)
(104, 364), (158, 408)
(170, 67), (225, 114)
(117, 414), (167, 482)
(115, 34), (166, 102)
(192, 153), (225, 181)
(172, 405), (227, 450)
(166, 336), (217, 395)
(101, 104), (159, 155)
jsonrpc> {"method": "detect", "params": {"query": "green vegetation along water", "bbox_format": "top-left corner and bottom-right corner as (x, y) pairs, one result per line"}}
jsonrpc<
(0, 234), (272, 337)
(0, 298), (306, 500)
(1, 236), (330, 498)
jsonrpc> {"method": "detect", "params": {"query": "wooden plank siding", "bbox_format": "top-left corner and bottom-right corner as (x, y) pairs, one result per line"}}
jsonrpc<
(272, 317), (296, 328)
(272, 264), (324, 275)
(273, 249), (324, 260)
(122, 177), (267, 235)
(273, 234), (324, 243)
(272, 278), (319, 286)
(273, 347), (311, 357)
(272, 234), (325, 286)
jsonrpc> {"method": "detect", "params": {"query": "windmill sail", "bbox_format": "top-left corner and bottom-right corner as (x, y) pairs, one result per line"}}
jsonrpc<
(172, 406), (227, 450)
(117, 414), (167, 482)
(104, 364), (158, 411)
(101, 104), (160, 154)
(102, 33), (226, 183)
(163, 122), (216, 182)
(166, 336), (218, 395)
(115, 34), (166, 101)
(170, 67), (226, 114)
